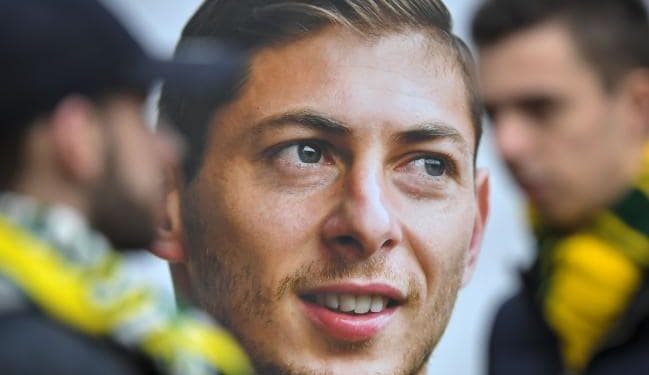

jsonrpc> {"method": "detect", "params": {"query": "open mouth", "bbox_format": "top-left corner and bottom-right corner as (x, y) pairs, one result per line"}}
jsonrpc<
(300, 293), (400, 315)
(297, 284), (405, 342)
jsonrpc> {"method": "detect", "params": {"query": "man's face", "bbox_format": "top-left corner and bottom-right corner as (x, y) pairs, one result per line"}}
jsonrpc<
(179, 28), (487, 375)
(479, 22), (641, 228)
(91, 94), (181, 249)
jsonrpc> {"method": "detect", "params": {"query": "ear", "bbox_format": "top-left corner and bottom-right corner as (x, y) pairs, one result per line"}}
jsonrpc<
(150, 169), (187, 263)
(462, 168), (490, 286)
(620, 69), (649, 139)
(50, 95), (104, 184)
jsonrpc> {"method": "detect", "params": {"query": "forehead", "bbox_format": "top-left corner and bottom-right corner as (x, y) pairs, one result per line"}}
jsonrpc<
(478, 22), (598, 100)
(223, 26), (474, 148)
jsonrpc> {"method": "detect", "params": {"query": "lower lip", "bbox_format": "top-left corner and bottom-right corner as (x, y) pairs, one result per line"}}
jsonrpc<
(301, 300), (397, 342)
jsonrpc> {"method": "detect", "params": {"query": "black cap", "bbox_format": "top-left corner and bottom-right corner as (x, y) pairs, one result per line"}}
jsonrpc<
(0, 0), (244, 130)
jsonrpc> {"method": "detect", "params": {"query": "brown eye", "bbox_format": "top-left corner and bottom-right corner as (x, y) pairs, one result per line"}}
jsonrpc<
(297, 144), (322, 164)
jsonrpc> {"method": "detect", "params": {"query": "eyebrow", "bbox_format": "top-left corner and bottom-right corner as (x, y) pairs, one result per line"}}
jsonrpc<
(393, 122), (469, 151)
(251, 109), (468, 152)
(251, 110), (351, 137)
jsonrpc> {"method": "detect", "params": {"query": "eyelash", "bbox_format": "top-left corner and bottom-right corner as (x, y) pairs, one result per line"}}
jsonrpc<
(263, 139), (334, 161)
(263, 139), (459, 178)
(405, 151), (458, 178)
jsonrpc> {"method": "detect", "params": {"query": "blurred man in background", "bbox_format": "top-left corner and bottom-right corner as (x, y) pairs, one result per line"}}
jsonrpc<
(472, 0), (649, 374)
(0, 0), (251, 374)
(152, 1), (489, 374)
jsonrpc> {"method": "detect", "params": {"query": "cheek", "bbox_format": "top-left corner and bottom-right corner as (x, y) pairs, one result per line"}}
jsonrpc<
(401, 199), (474, 295)
(547, 112), (613, 189)
(228, 190), (325, 249)
(552, 97), (611, 155)
(111, 130), (161, 201)
(198, 171), (330, 281)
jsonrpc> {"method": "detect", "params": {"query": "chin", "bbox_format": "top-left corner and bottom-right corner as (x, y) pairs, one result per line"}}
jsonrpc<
(253, 358), (422, 375)
(539, 206), (588, 230)
(243, 332), (431, 375)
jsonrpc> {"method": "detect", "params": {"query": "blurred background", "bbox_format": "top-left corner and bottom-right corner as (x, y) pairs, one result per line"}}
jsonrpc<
(100, 1), (535, 374)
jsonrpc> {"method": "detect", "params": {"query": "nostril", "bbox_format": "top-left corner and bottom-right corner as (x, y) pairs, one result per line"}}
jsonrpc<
(382, 239), (394, 249)
(336, 236), (356, 247)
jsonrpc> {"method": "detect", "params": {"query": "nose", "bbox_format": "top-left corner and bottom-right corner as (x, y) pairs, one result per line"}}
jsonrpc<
(492, 111), (534, 164)
(321, 162), (402, 262)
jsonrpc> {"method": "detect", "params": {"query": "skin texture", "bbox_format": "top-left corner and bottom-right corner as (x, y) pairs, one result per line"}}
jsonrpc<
(163, 27), (488, 375)
(479, 22), (649, 228)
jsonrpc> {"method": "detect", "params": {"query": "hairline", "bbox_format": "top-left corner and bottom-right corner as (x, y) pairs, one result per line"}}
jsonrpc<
(162, 2), (482, 184)
(472, 3), (649, 93)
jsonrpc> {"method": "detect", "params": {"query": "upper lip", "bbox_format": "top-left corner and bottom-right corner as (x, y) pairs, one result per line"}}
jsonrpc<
(298, 282), (407, 304)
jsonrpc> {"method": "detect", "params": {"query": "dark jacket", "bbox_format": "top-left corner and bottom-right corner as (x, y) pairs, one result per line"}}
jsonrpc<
(489, 274), (649, 375)
(0, 306), (158, 375)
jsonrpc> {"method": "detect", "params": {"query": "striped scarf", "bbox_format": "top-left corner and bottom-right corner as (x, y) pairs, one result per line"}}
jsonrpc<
(531, 146), (649, 373)
(0, 193), (253, 375)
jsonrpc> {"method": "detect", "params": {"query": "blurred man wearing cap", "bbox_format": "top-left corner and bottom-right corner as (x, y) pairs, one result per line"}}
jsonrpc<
(472, 0), (649, 374)
(151, 1), (490, 374)
(0, 0), (251, 374)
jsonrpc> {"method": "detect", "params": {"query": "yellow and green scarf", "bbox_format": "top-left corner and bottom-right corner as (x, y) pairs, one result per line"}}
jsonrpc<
(0, 193), (252, 375)
(531, 147), (649, 373)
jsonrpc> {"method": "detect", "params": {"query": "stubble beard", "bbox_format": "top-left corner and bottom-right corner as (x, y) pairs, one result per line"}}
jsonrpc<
(182, 192), (465, 375)
(89, 138), (156, 250)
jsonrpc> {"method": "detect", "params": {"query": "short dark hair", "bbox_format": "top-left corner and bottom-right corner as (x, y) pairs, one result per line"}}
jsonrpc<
(471, 0), (649, 90)
(159, 0), (483, 183)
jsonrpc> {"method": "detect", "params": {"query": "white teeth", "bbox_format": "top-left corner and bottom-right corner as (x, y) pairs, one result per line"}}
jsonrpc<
(339, 294), (356, 312)
(325, 293), (339, 309)
(370, 296), (386, 313)
(354, 295), (371, 314)
(312, 293), (390, 314)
